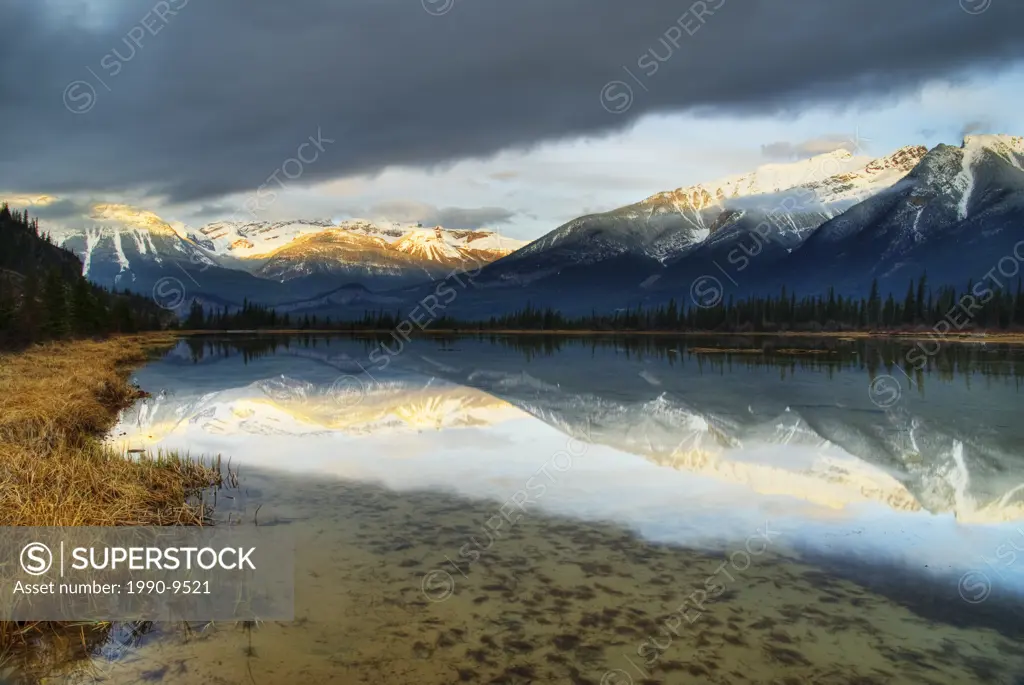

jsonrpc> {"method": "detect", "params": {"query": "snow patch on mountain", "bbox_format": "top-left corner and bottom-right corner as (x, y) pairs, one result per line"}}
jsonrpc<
(132, 230), (148, 257)
(110, 230), (130, 273)
(130, 229), (163, 264)
(955, 143), (981, 220)
(81, 228), (102, 277)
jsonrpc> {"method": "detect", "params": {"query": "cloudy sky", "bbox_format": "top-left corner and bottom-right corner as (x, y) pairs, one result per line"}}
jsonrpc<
(2, 0), (1023, 241)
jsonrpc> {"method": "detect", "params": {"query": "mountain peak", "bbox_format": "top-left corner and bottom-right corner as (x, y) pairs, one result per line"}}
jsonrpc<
(904, 134), (1024, 214)
(792, 145), (928, 207)
(641, 148), (873, 214)
(818, 148), (855, 160)
(869, 144), (929, 168)
(962, 133), (1024, 153)
(90, 203), (179, 235)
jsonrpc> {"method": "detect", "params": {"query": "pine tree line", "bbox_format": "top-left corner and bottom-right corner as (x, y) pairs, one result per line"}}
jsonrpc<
(413, 274), (1024, 333)
(451, 276), (1023, 333)
(180, 301), (407, 331)
(174, 273), (1024, 334)
(181, 298), (342, 330)
(0, 203), (170, 348)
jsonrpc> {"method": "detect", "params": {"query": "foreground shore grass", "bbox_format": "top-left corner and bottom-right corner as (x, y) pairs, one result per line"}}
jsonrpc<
(0, 335), (221, 527)
(0, 335), (222, 671)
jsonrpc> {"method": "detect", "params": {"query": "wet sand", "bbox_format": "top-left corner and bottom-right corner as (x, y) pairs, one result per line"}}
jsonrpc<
(50, 468), (1024, 685)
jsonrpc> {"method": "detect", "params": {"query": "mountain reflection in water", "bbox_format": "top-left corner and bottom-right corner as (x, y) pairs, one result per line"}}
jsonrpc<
(118, 335), (1024, 523)
(73, 334), (1024, 684)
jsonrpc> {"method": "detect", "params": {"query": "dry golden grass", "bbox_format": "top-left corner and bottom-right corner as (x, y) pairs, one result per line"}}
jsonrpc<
(0, 335), (220, 527)
(0, 335), (222, 668)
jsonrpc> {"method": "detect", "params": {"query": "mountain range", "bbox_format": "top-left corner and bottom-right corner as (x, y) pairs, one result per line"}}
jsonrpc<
(29, 133), (1024, 318)
(433, 134), (1024, 319)
(51, 209), (524, 307)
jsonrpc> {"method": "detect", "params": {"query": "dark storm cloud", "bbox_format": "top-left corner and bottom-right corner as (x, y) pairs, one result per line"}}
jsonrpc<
(1, 0), (1022, 202)
(369, 201), (516, 228)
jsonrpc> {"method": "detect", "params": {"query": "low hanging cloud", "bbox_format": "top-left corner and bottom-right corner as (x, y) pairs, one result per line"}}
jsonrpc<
(1, 0), (1022, 203)
(760, 134), (863, 161)
(20, 198), (92, 222)
(368, 201), (516, 229)
(960, 119), (992, 138)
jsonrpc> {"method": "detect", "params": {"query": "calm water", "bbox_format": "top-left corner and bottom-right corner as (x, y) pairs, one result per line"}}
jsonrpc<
(31, 335), (1024, 683)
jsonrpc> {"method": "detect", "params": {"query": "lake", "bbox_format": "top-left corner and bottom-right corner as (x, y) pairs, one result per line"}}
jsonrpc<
(42, 334), (1024, 683)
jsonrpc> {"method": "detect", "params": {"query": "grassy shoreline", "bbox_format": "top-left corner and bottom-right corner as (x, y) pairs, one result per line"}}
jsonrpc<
(0, 335), (222, 666)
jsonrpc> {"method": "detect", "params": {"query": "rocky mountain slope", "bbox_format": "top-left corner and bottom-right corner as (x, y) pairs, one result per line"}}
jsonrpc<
(353, 134), (1017, 319)
(744, 134), (1024, 297)
(473, 145), (927, 289)
(54, 204), (276, 305)
(33, 134), (1023, 318)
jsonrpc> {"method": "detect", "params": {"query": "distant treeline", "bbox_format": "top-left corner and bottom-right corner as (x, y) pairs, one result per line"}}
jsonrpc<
(182, 299), (305, 330)
(508, 276), (1024, 333)
(0, 203), (169, 348)
(183, 273), (1024, 334)
(7, 200), (1021, 341)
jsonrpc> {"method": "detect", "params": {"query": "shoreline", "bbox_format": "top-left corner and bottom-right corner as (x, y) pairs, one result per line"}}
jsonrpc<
(0, 335), (222, 670)
(168, 328), (1024, 345)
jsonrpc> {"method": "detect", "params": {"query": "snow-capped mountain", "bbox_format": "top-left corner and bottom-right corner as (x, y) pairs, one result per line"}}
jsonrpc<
(57, 204), (211, 280)
(26, 133), (1024, 318)
(195, 219), (521, 275)
(53, 204), (277, 305)
(392, 134), (1018, 319)
(474, 145), (927, 288)
(192, 219), (342, 257)
(48, 210), (522, 306)
(243, 223), (522, 287)
(638, 145), (930, 298)
(393, 227), (515, 264)
(762, 134), (1024, 295)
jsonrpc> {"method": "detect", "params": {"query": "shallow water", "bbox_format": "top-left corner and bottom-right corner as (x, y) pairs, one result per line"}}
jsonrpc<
(31, 335), (1024, 683)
